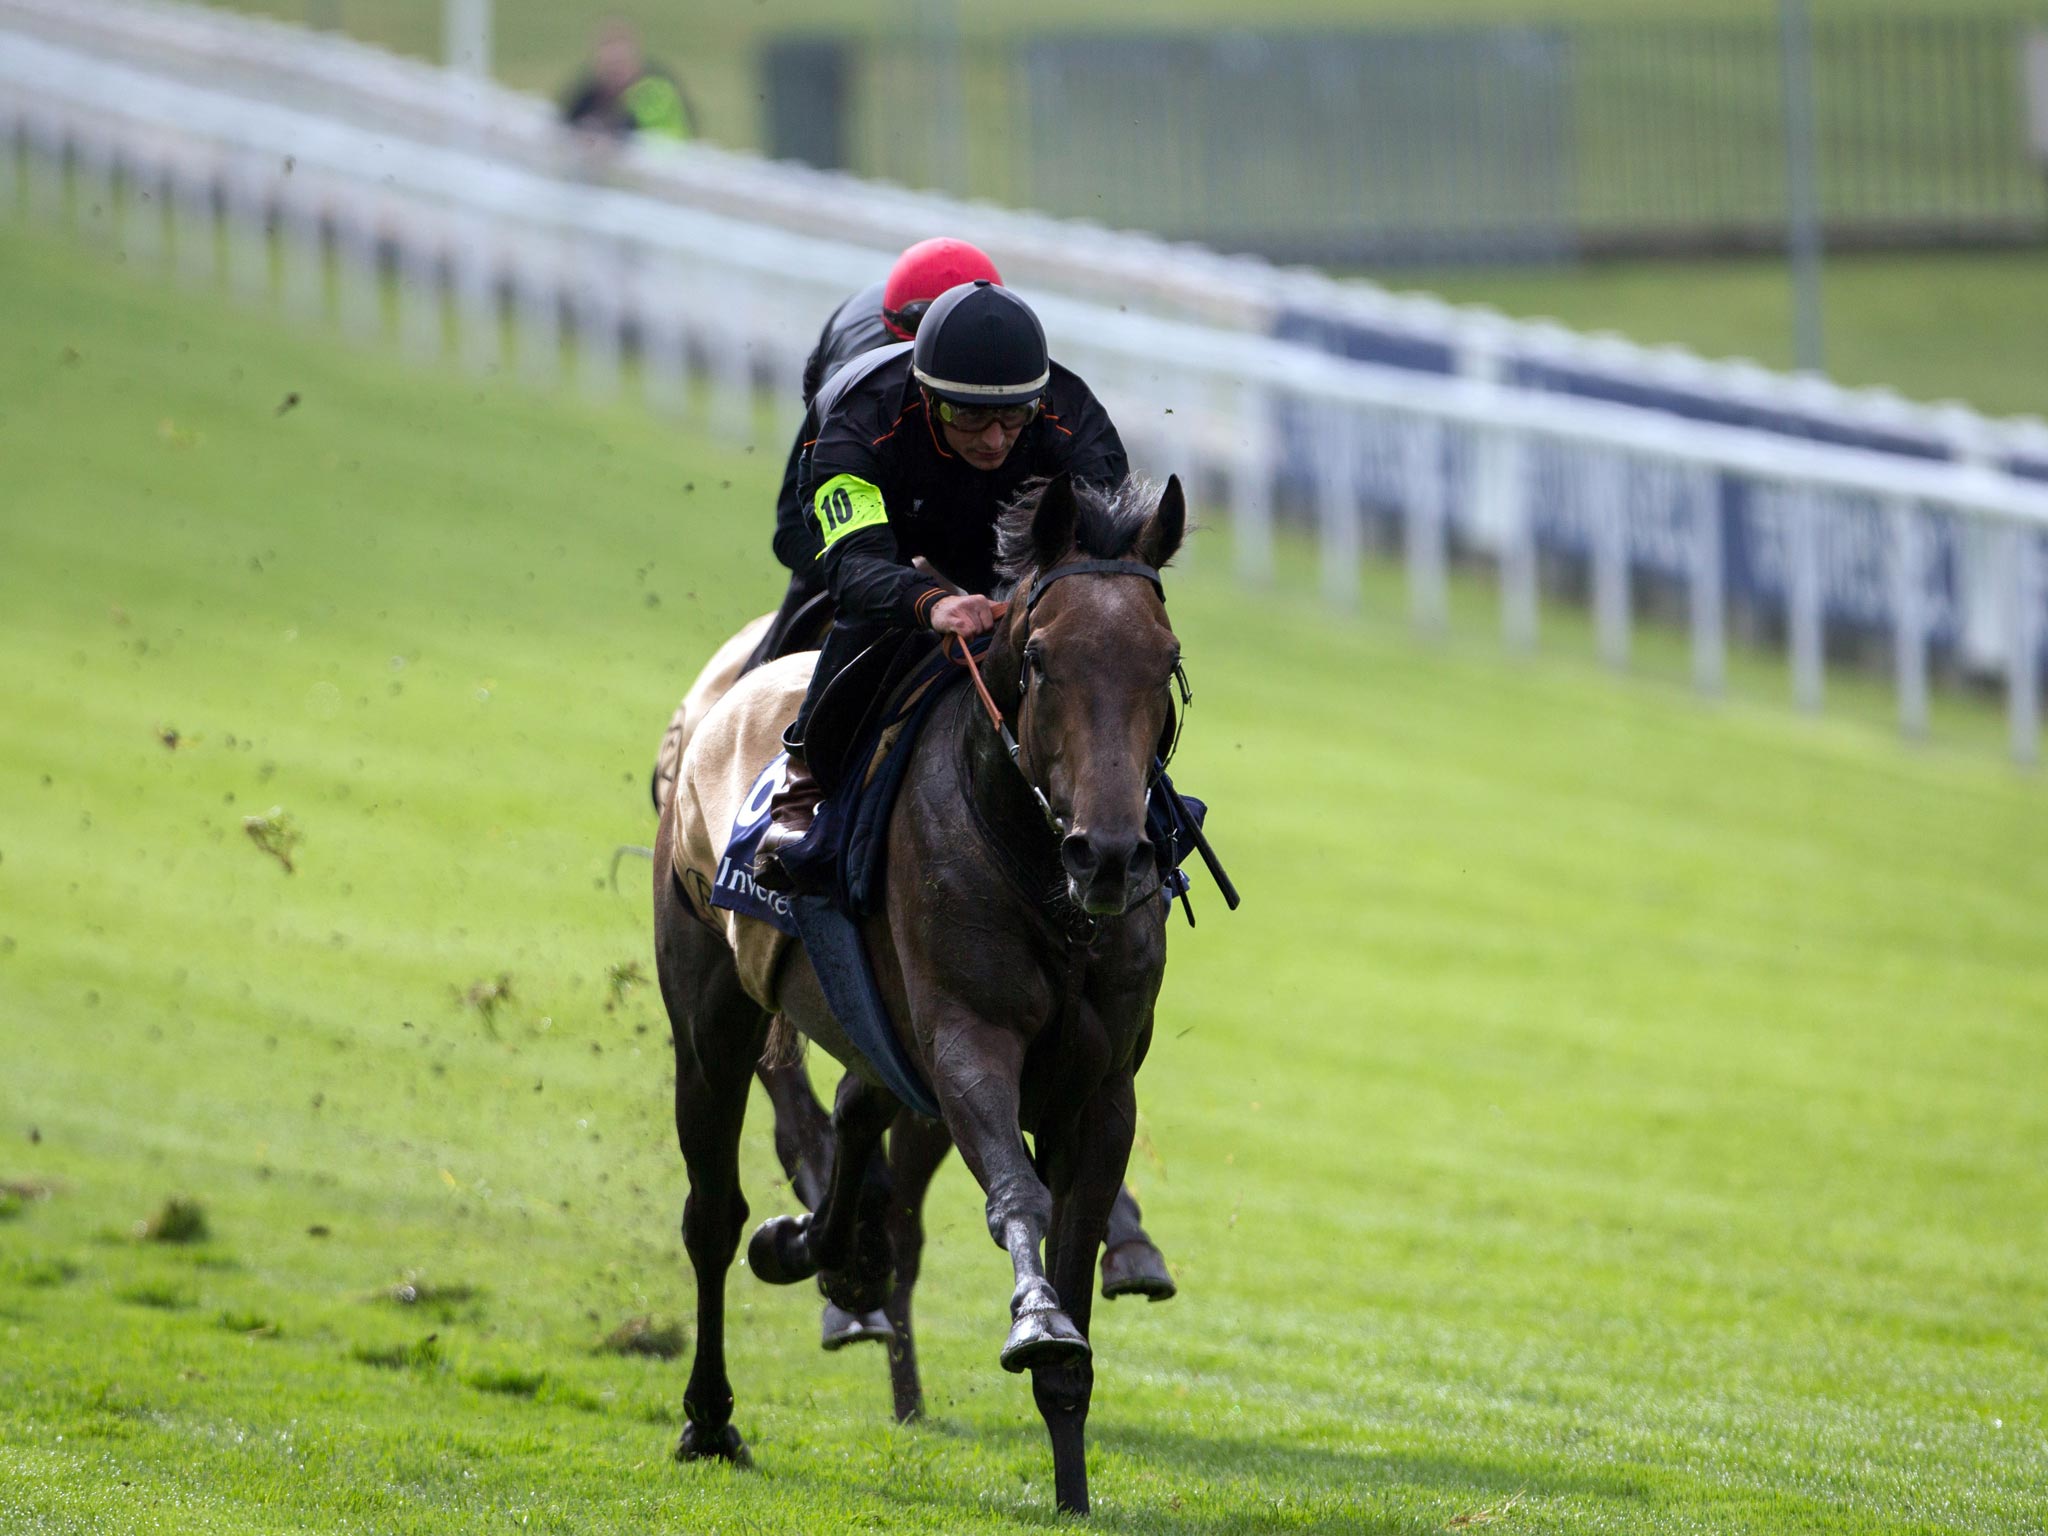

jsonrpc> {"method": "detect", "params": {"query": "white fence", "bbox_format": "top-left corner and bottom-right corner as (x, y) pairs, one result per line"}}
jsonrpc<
(1, 1), (2044, 762)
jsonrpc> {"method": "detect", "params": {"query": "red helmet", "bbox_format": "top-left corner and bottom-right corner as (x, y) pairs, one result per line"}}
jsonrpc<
(882, 238), (1002, 341)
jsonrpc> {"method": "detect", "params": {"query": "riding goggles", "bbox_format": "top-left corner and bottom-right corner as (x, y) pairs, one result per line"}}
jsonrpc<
(881, 300), (930, 338)
(933, 396), (1042, 433)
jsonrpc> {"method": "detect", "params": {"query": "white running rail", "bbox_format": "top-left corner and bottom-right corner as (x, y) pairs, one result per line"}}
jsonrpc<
(1, 3), (2042, 761)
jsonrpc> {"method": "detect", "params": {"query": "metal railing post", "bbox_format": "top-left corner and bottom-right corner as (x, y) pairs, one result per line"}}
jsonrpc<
(119, 153), (167, 272)
(1232, 383), (1275, 588)
(172, 162), (221, 288)
(398, 230), (445, 364)
(279, 193), (326, 325)
(1592, 450), (1630, 669)
(2009, 525), (2041, 766)
(25, 117), (64, 228)
(1404, 417), (1449, 635)
(1787, 487), (1825, 713)
(1315, 402), (1363, 613)
(335, 199), (384, 343)
(1490, 429), (1537, 652)
(1689, 465), (1725, 695)
(452, 231), (501, 376)
(1886, 497), (1928, 739)
(226, 168), (272, 304)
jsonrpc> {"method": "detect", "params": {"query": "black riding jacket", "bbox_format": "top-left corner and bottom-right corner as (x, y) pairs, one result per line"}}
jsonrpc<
(770, 282), (897, 574)
(796, 343), (1128, 629)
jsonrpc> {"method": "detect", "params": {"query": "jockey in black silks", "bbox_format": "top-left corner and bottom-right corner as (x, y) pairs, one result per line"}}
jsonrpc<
(756, 239), (1005, 663)
(753, 279), (1128, 885)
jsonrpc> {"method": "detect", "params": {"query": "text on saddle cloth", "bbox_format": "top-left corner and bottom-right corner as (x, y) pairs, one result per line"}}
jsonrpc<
(708, 751), (800, 938)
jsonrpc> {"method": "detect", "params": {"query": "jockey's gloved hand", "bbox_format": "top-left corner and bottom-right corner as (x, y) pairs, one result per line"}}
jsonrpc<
(929, 594), (998, 640)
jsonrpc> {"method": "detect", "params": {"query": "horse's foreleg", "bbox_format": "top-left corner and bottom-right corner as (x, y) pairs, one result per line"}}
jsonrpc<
(1034, 1071), (1137, 1517)
(882, 1110), (954, 1422)
(929, 1018), (1087, 1375)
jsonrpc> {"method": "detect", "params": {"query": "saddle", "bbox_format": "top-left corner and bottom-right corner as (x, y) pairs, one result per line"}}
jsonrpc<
(802, 628), (942, 798)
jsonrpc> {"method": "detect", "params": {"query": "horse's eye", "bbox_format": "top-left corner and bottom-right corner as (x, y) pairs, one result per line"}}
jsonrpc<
(1023, 646), (1044, 677)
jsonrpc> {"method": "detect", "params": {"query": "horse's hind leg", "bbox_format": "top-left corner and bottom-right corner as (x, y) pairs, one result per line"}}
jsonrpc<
(755, 1055), (894, 1355)
(750, 1074), (897, 1314)
(1100, 1183), (1176, 1302)
(757, 1055), (833, 1212)
(882, 1111), (955, 1423)
(654, 869), (769, 1466)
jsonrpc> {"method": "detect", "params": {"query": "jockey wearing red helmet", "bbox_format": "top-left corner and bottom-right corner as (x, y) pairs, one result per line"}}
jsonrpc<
(880, 237), (1003, 341)
(759, 241), (1004, 653)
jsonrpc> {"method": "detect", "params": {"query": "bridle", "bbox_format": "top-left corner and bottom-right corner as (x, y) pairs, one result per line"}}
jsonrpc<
(945, 558), (1187, 842)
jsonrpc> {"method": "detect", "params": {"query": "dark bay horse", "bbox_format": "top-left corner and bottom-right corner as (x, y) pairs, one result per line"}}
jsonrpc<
(651, 472), (1187, 1514)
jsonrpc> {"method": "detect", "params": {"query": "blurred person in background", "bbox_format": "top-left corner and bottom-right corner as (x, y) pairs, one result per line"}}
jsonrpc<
(560, 17), (695, 140)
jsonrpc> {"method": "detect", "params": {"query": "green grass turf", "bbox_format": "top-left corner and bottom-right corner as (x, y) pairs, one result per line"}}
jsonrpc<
(1393, 251), (2048, 421)
(3, 223), (2048, 1534)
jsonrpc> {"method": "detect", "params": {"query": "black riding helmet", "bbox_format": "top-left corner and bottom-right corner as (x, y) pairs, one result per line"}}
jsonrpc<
(911, 281), (1050, 408)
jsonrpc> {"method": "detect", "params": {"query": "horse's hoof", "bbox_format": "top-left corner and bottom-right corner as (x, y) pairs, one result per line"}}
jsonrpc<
(1101, 1238), (1177, 1302)
(818, 1265), (892, 1318)
(675, 1421), (752, 1467)
(819, 1302), (893, 1352)
(746, 1214), (817, 1285)
(999, 1304), (1090, 1374)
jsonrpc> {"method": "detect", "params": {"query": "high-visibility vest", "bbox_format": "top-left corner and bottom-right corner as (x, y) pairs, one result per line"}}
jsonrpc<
(622, 75), (689, 139)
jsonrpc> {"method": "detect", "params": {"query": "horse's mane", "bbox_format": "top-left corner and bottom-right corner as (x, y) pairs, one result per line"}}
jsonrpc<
(995, 476), (1169, 591)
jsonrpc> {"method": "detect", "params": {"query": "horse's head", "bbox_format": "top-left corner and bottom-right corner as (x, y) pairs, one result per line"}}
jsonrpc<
(993, 472), (1187, 917)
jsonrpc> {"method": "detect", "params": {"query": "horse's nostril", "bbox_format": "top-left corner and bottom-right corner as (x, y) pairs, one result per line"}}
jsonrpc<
(1060, 833), (1098, 882)
(1063, 832), (1150, 890)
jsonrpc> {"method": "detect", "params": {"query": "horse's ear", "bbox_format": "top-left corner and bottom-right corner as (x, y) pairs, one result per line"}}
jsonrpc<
(1138, 474), (1186, 569)
(1032, 472), (1078, 565)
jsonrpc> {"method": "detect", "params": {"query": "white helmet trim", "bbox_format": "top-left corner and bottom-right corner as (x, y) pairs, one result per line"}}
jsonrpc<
(913, 365), (1051, 399)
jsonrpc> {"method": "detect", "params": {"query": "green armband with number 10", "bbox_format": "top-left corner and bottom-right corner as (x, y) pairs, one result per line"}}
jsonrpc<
(812, 474), (888, 553)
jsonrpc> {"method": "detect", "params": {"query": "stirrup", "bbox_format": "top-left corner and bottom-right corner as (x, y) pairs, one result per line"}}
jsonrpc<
(752, 824), (810, 893)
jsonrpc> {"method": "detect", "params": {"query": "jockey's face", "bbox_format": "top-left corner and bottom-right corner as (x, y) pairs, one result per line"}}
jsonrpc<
(931, 396), (1030, 472)
(943, 414), (1021, 472)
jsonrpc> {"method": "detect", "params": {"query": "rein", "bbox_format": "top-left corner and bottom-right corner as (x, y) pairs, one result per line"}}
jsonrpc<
(945, 603), (1064, 837)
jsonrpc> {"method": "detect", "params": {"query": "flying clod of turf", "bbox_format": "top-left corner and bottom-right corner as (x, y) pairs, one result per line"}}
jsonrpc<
(135, 1196), (210, 1244)
(241, 805), (302, 873)
(459, 973), (516, 1038)
(597, 1315), (688, 1360)
(372, 1274), (484, 1312)
(352, 1334), (444, 1371)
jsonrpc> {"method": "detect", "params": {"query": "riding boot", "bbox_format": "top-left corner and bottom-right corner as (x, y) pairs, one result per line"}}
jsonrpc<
(753, 752), (823, 892)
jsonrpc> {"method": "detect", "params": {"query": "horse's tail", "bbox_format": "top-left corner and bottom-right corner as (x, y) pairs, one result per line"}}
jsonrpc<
(760, 1013), (804, 1071)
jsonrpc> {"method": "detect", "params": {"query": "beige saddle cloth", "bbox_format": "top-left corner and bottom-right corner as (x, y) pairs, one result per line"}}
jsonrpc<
(662, 636), (815, 1011)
